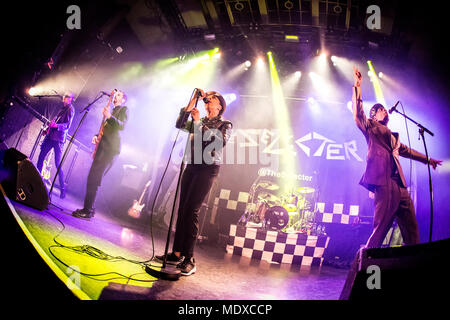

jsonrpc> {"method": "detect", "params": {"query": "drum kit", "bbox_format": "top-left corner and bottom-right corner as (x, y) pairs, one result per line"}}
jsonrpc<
(239, 179), (325, 235)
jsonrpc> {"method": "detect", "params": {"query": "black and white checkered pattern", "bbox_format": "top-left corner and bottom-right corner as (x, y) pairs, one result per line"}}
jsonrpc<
(213, 188), (361, 226)
(226, 225), (330, 267)
(315, 202), (360, 225)
(215, 189), (250, 211)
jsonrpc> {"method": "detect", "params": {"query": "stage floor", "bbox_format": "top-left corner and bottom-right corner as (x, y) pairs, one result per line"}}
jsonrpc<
(2, 189), (349, 300)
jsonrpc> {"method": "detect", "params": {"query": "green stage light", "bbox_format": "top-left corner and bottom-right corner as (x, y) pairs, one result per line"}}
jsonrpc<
(367, 60), (386, 105)
(267, 51), (298, 194)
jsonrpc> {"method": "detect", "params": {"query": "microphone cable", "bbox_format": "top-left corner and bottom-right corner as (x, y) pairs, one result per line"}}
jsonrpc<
(399, 102), (413, 197)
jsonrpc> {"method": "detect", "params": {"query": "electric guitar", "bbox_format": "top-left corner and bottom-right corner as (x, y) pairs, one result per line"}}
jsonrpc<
(92, 89), (115, 159)
(41, 149), (54, 183)
(128, 180), (152, 218)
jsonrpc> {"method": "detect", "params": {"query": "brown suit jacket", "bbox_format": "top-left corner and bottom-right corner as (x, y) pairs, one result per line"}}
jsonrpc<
(352, 87), (428, 192)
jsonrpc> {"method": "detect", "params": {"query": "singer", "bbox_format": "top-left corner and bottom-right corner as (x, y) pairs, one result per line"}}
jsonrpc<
(72, 90), (128, 219)
(154, 88), (233, 276)
(36, 92), (75, 199)
(352, 67), (442, 248)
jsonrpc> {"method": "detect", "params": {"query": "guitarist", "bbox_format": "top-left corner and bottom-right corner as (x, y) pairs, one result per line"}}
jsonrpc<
(72, 90), (128, 219)
(36, 92), (75, 199)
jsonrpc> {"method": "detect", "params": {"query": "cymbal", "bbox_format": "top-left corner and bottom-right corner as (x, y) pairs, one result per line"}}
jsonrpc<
(257, 180), (279, 191)
(296, 187), (315, 194)
(257, 192), (280, 203)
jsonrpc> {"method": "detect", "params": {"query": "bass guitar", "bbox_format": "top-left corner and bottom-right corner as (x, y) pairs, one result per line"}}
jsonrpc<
(92, 89), (116, 159)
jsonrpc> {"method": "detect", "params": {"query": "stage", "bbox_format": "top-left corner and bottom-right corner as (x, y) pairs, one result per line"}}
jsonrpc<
(1, 185), (349, 300)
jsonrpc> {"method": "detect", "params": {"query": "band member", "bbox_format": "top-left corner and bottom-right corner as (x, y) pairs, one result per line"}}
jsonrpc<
(72, 90), (128, 219)
(352, 67), (442, 248)
(36, 92), (75, 199)
(155, 89), (233, 276)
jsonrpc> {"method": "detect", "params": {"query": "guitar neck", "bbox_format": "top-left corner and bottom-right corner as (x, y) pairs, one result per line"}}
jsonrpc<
(13, 96), (51, 124)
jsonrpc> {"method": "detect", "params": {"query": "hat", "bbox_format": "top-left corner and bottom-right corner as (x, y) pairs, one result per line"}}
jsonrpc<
(205, 91), (226, 116)
(369, 103), (385, 119)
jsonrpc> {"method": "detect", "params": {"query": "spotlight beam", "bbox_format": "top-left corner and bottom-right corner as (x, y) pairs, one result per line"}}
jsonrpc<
(267, 52), (298, 193)
(367, 60), (386, 105)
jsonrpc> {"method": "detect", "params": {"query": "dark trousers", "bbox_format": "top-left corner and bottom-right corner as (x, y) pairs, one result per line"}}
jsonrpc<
(83, 141), (116, 210)
(366, 177), (420, 248)
(172, 164), (219, 259)
(36, 138), (65, 190)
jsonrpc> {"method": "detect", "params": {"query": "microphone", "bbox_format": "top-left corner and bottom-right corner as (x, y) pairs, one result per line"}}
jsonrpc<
(101, 89), (117, 96)
(389, 101), (400, 114)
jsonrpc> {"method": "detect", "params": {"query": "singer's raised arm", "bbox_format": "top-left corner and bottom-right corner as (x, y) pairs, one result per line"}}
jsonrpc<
(352, 67), (370, 139)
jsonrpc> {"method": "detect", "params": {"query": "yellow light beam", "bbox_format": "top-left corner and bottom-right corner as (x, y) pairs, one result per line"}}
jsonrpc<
(267, 51), (298, 194)
(367, 60), (386, 106)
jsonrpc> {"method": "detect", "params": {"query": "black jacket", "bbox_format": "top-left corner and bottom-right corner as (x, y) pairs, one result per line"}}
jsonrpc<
(100, 105), (128, 155)
(176, 108), (233, 165)
(46, 105), (75, 143)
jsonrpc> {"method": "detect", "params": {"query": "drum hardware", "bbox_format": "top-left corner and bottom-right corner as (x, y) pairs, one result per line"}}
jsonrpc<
(257, 192), (280, 204)
(256, 180), (280, 191)
(296, 187), (315, 194)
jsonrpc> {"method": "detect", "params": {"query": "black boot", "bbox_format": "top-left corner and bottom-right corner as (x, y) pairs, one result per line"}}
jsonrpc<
(72, 208), (95, 219)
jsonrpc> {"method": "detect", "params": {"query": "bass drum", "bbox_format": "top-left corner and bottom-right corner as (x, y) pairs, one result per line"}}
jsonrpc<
(264, 206), (289, 231)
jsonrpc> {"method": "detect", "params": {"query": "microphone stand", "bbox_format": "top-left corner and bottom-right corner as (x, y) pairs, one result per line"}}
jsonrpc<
(390, 107), (435, 242)
(48, 93), (105, 206)
(145, 90), (202, 281)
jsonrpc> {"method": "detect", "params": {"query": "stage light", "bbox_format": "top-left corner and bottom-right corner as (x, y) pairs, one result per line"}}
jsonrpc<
(330, 56), (337, 62)
(204, 34), (216, 41)
(307, 97), (320, 113)
(285, 35), (299, 42)
(223, 93), (237, 106)
(294, 71), (302, 78)
(245, 60), (252, 68)
(28, 87), (37, 96)
(256, 57), (264, 67)
(378, 72), (383, 79)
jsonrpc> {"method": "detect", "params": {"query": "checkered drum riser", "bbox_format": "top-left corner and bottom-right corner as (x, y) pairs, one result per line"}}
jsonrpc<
(315, 202), (360, 225)
(227, 225), (330, 266)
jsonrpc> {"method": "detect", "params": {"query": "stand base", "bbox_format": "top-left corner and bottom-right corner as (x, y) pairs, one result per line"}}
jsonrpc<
(145, 264), (181, 281)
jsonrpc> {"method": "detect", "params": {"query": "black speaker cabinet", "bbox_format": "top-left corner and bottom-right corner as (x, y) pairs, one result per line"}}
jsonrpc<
(1, 148), (49, 210)
(339, 238), (450, 300)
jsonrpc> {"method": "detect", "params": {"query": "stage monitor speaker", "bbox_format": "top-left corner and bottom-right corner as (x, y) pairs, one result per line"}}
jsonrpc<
(339, 238), (450, 300)
(0, 148), (49, 210)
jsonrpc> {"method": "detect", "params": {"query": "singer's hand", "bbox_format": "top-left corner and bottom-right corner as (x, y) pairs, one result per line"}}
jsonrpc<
(92, 135), (99, 145)
(186, 89), (205, 112)
(196, 88), (205, 99)
(429, 158), (443, 170)
(102, 107), (111, 119)
(353, 66), (362, 87)
(191, 108), (200, 122)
